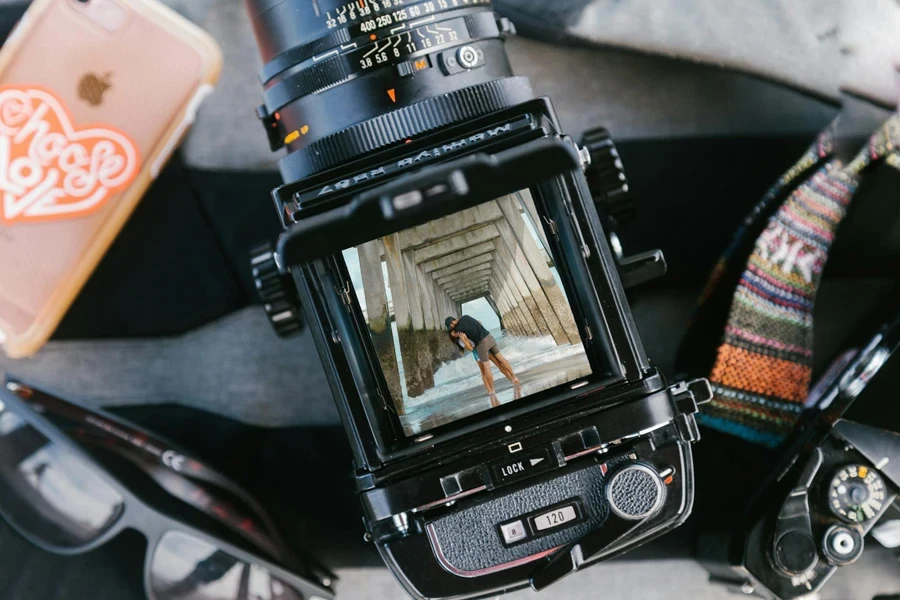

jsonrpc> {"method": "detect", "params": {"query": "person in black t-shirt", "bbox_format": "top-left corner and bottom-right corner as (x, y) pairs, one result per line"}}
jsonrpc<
(446, 316), (520, 396)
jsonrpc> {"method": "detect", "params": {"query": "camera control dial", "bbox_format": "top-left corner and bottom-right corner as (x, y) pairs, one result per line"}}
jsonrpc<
(827, 464), (886, 523)
(605, 463), (665, 521)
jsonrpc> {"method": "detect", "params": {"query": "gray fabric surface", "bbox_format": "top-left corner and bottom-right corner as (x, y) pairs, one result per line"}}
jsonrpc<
(838, 0), (900, 107)
(505, 0), (900, 108)
(0, 307), (339, 426)
(169, 0), (898, 171)
(153, 0), (855, 169)
(2, 0), (897, 172)
(505, 37), (837, 141)
(547, 0), (843, 100)
(177, 28), (842, 169)
(168, 0), (281, 171)
(0, 279), (883, 430)
(0, 4), (897, 600)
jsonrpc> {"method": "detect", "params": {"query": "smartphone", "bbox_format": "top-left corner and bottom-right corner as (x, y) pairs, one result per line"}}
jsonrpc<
(0, 0), (221, 358)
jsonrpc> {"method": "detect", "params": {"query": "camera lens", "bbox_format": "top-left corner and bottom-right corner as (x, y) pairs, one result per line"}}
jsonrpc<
(246, 0), (533, 182)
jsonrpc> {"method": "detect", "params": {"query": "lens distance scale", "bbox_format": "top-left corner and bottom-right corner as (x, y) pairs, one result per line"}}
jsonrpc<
(323, 0), (491, 35)
(258, 0), (492, 84)
(263, 12), (497, 114)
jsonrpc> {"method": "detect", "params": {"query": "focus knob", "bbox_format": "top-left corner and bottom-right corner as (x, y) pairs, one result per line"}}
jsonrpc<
(250, 242), (303, 337)
(581, 127), (635, 229)
(606, 463), (665, 521)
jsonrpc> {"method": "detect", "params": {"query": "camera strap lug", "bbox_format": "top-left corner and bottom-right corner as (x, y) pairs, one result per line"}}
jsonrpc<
(666, 379), (711, 443)
(674, 413), (701, 444)
(669, 378), (713, 415)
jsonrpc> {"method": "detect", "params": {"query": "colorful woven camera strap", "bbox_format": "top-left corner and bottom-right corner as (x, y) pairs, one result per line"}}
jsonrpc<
(699, 115), (900, 447)
(696, 128), (836, 308)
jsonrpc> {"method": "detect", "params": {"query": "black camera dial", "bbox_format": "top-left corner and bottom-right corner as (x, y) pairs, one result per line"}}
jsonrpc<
(826, 464), (886, 523)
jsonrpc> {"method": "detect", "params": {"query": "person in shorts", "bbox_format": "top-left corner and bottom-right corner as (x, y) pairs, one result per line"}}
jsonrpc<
(448, 326), (490, 389)
(446, 315), (520, 396)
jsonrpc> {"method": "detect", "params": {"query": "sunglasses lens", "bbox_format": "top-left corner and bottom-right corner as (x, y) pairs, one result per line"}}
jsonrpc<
(150, 531), (309, 600)
(0, 405), (124, 548)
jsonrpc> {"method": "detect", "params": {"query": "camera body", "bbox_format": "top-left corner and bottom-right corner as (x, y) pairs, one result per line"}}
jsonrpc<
(245, 0), (710, 596)
(699, 318), (900, 600)
(267, 97), (710, 598)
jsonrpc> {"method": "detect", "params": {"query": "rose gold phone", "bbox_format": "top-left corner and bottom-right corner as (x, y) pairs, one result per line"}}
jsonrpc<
(0, 0), (221, 358)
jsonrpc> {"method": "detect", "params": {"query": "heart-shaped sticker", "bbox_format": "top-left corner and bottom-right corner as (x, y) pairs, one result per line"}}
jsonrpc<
(0, 84), (140, 224)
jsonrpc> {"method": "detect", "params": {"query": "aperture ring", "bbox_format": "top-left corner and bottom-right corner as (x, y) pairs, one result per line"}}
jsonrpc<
(264, 58), (356, 114)
(278, 76), (534, 180)
(259, 0), (492, 84)
(263, 11), (501, 114)
(260, 28), (353, 84)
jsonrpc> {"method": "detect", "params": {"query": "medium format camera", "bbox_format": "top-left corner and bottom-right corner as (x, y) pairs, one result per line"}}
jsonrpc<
(245, 0), (711, 597)
(700, 314), (900, 600)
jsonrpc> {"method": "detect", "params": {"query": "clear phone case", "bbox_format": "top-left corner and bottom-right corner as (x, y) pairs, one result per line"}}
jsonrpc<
(0, 0), (222, 357)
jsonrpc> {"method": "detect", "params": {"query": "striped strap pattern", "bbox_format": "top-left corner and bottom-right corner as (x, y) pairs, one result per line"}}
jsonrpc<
(700, 115), (900, 446)
(697, 128), (835, 308)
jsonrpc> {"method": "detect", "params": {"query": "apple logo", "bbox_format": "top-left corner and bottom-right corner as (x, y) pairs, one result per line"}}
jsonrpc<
(77, 72), (112, 106)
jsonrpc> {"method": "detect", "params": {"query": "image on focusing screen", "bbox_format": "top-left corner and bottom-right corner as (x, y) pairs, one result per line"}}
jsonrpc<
(342, 190), (591, 436)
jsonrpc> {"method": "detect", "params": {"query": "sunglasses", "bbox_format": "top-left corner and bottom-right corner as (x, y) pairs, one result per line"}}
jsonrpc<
(0, 379), (335, 600)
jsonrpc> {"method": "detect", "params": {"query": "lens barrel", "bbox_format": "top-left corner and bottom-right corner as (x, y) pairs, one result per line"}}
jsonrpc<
(246, 0), (534, 182)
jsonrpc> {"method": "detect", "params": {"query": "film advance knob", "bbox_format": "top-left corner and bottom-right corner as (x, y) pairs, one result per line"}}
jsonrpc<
(605, 463), (666, 521)
(773, 530), (819, 575)
(250, 242), (303, 337)
(580, 127), (635, 229)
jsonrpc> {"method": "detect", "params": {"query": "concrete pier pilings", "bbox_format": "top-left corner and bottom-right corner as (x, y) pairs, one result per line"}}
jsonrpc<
(360, 192), (579, 409)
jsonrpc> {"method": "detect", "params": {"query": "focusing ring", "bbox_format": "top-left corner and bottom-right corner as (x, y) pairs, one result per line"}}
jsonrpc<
(279, 76), (533, 180)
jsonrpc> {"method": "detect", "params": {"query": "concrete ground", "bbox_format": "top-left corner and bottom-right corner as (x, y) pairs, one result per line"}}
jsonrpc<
(400, 352), (592, 434)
